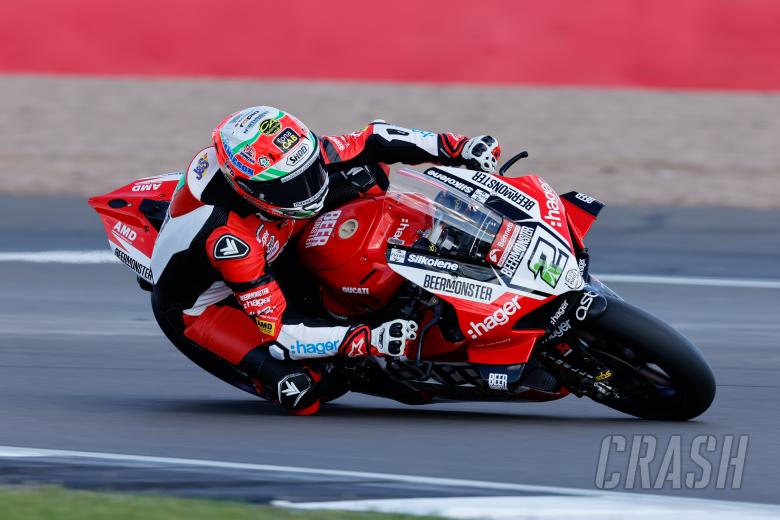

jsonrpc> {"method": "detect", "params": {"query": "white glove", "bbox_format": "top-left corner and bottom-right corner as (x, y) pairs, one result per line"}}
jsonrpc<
(462, 135), (501, 173)
(371, 319), (418, 357)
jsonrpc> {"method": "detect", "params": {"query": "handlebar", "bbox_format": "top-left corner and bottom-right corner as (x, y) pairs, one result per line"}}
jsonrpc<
(498, 150), (529, 177)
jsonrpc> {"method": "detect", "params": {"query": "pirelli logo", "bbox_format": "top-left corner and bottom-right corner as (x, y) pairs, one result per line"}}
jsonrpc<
(255, 318), (276, 337)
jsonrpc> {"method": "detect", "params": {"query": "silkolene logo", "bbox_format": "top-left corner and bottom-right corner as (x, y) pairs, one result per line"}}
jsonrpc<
(423, 168), (474, 194)
(290, 340), (338, 356)
(467, 295), (521, 339)
(407, 253), (458, 271)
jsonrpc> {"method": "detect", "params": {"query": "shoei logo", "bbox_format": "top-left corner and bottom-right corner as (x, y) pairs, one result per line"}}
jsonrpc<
(467, 296), (521, 339)
(290, 340), (338, 356)
(286, 142), (310, 166)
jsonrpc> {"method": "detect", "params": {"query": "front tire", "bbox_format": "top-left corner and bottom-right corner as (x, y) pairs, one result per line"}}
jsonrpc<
(580, 297), (716, 421)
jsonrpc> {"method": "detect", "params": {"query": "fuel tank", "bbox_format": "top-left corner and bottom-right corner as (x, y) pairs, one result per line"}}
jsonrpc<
(297, 195), (428, 317)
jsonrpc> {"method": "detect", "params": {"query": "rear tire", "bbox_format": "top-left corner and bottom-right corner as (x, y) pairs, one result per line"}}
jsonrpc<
(581, 297), (715, 421)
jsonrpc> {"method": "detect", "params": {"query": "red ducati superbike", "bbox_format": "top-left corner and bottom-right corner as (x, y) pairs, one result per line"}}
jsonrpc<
(90, 152), (716, 420)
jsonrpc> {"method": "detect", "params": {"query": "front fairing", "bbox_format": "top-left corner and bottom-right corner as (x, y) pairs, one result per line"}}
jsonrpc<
(382, 167), (588, 364)
(384, 167), (585, 309)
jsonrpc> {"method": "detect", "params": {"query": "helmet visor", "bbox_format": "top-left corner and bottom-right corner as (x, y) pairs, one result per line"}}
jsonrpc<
(235, 157), (329, 210)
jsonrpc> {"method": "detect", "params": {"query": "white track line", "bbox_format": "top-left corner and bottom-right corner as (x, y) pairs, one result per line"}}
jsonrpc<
(2, 250), (779, 289)
(596, 274), (780, 289)
(0, 445), (778, 519)
(276, 495), (780, 519)
(0, 445), (604, 497)
(0, 250), (116, 263)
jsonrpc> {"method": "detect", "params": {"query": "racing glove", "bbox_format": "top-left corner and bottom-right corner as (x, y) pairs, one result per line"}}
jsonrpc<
(372, 319), (418, 356)
(339, 320), (419, 358)
(461, 135), (501, 173)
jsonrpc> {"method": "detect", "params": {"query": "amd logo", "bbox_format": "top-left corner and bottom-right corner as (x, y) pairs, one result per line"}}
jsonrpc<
(112, 221), (137, 242)
(131, 183), (161, 192)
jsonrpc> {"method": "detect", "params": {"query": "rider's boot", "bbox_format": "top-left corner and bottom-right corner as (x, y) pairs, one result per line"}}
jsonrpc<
(240, 348), (328, 415)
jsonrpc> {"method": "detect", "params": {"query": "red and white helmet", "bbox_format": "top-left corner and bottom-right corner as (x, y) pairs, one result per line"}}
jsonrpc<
(212, 106), (328, 219)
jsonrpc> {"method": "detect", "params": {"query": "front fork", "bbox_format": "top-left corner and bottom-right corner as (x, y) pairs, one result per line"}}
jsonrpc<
(533, 279), (621, 400)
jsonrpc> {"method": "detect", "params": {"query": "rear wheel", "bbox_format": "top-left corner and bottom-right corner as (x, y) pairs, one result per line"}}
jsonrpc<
(579, 297), (715, 420)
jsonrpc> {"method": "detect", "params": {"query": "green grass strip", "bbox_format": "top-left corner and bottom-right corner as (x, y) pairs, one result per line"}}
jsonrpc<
(0, 486), (443, 520)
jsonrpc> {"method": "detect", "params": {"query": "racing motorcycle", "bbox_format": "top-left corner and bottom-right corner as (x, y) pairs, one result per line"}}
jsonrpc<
(89, 151), (716, 420)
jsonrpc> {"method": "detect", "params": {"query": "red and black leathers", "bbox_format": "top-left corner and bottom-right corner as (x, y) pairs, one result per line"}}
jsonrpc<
(150, 121), (475, 413)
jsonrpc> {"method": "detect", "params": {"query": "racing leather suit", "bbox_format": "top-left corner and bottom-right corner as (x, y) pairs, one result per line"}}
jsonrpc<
(150, 122), (483, 413)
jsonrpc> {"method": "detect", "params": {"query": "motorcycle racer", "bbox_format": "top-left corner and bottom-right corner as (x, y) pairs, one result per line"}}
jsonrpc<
(150, 106), (501, 415)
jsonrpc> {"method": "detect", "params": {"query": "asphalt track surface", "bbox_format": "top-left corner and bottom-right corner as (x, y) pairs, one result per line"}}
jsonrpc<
(1, 197), (779, 506)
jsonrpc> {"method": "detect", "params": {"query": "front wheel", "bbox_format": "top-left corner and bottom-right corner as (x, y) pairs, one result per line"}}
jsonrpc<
(578, 297), (716, 421)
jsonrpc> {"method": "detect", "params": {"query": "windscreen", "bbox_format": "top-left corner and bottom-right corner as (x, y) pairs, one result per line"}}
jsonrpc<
(384, 168), (504, 263)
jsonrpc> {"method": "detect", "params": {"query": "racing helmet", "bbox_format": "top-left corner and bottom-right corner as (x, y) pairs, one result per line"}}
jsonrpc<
(212, 106), (328, 219)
